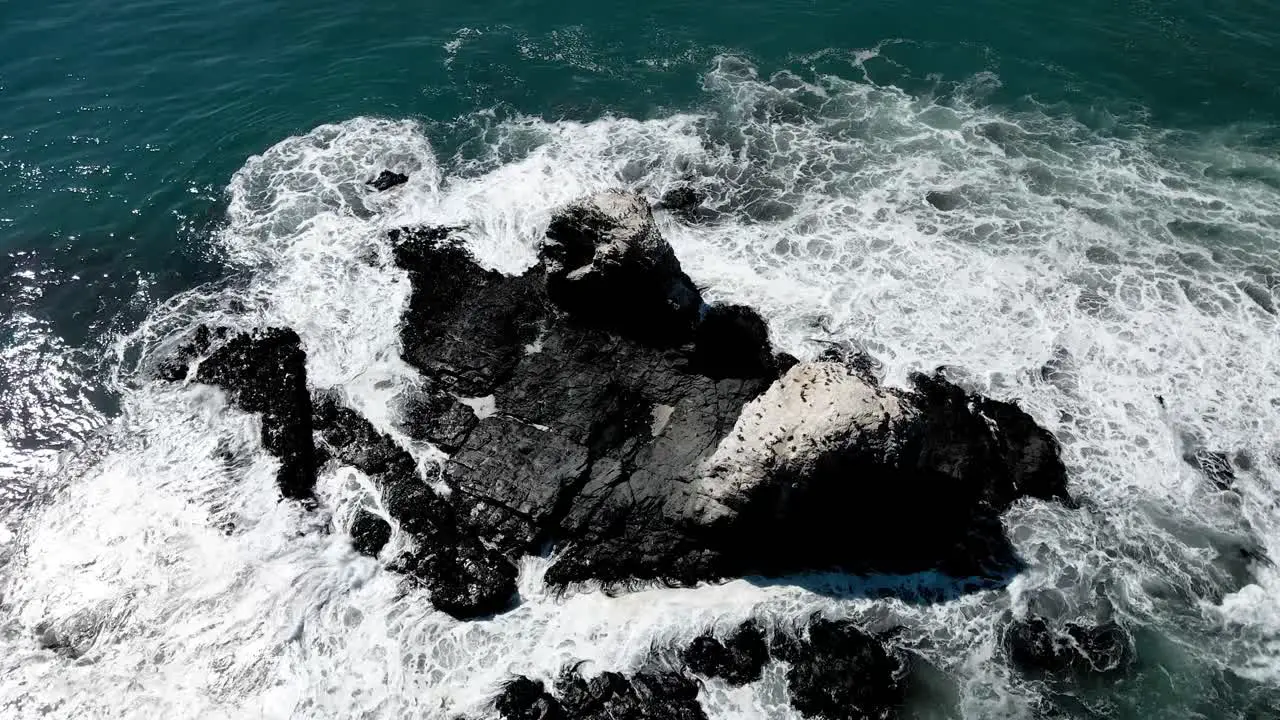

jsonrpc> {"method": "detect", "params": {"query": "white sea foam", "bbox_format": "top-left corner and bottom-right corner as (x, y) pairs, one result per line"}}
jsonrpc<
(3, 56), (1280, 718)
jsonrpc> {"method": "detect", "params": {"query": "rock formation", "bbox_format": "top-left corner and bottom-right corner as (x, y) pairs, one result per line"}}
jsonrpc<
(390, 190), (1069, 595)
(312, 393), (517, 618)
(159, 189), (1072, 618)
(494, 669), (706, 720)
(499, 616), (911, 720)
(681, 620), (769, 686)
(782, 619), (909, 720)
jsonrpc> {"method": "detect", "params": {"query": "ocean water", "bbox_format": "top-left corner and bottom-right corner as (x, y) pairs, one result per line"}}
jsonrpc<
(2, 0), (1280, 718)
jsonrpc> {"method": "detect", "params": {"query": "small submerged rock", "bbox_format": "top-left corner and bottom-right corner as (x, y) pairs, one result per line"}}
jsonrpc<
(1183, 446), (1236, 490)
(785, 619), (908, 720)
(655, 183), (714, 223)
(925, 190), (965, 212)
(675, 617), (911, 719)
(349, 507), (391, 557)
(367, 169), (409, 191)
(1002, 613), (1134, 680)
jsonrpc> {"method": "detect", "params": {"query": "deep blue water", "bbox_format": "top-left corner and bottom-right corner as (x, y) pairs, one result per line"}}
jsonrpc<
(2, 1), (1280, 718)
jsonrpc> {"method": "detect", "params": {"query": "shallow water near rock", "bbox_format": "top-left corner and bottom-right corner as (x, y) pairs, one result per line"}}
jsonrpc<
(3, 1), (1280, 718)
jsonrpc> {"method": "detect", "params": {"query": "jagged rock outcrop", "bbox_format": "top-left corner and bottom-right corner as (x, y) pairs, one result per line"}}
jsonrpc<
(156, 326), (317, 501)
(157, 189), (1072, 618)
(388, 189), (1070, 593)
(494, 667), (706, 720)
(681, 620), (769, 686)
(682, 356), (1069, 578)
(542, 190), (703, 346)
(311, 393), (517, 618)
(349, 507), (392, 557)
(783, 619), (909, 720)
(505, 616), (910, 720)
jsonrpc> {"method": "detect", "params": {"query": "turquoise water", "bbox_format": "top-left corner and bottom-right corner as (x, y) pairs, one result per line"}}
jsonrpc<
(3, 1), (1280, 718)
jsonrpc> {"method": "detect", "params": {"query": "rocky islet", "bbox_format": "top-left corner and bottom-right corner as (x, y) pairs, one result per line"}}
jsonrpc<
(158, 185), (1086, 717)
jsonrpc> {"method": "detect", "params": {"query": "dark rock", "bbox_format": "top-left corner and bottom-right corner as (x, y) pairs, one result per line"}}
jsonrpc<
(773, 352), (800, 376)
(350, 507), (391, 557)
(687, 363), (1070, 579)
(658, 184), (705, 212)
(387, 191), (1070, 596)
(908, 372), (1071, 510)
(692, 304), (777, 379)
(393, 537), (519, 618)
(1184, 448), (1235, 490)
(784, 619), (907, 720)
(393, 226), (550, 397)
(542, 190), (703, 346)
(160, 326), (317, 501)
(656, 184), (713, 223)
(682, 620), (769, 685)
(495, 677), (564, 720)
(555, 667), (706, 720)
(391, 222), (775, 589)
(397, 381), (478, 452)
(312, 393), (517, 619)
(368, 170), (409, 191)
(925, 190), (965, 212)
(496, 667), (706, 720)
(1003, 614), (1134, 679)
(815, 342), (882, 382)
(1039, 345), (1077, 394)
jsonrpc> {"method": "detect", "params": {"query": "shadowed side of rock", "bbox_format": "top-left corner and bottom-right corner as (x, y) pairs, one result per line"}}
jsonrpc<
(685, 359), (1070, 580)
(542, 189), (703, 346)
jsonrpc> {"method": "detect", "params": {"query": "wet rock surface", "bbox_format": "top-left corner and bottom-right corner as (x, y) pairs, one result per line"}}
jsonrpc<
(541, 189), (703, 346)
(681, 620), (769, 686)
(681, 618), (909, 719)
(157, 325), (317, 501)
(784, 619), (908, 720)
(501, 616), (911, 720)
(494, 667), (706, 720)
(656, 183), (714, 223)
(311, 393), (517, 618)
